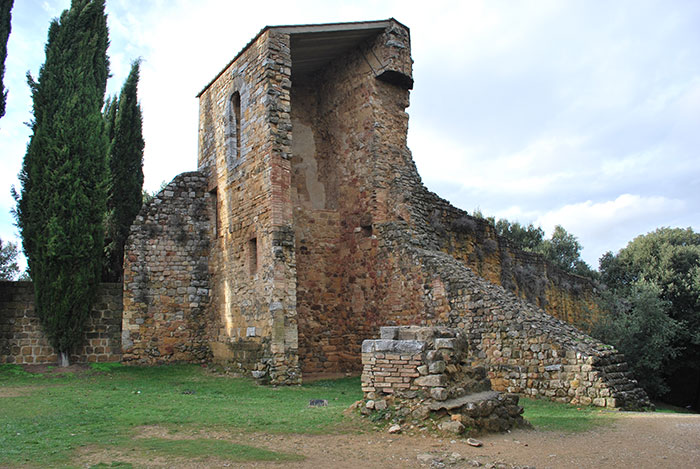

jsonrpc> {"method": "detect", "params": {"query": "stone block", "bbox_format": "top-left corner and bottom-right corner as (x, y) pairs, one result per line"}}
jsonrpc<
(438, 420), (464, 435)
(435, 338), (456, 349)
(380, 327), (399, 340)
(414, 374), (446, 387)
(428, 360), (446, 374)
(430, 387), (448, 401)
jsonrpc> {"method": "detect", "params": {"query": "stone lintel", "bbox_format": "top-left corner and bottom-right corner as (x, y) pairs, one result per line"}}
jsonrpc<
(361, 339), (426, 354)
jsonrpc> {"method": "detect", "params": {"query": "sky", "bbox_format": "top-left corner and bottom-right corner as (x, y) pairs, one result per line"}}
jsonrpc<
(1, 0), (698, 271)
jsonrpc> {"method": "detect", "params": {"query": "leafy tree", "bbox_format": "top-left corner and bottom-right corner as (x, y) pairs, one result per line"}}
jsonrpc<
(14, 0), (109, 366)
(0, 237), (20, 280)
(475, 211), (595, 277)
(0, 0), (12, 119)
(103, 61), (144, 282)
(537, 225), (582, 270)
(495, 219), (544, 251)
(472, 208), (495, 226)
(590, 282), (680, 397)
(599, 227), (700, 409)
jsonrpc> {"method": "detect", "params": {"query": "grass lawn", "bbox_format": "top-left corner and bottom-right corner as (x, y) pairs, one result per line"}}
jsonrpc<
(0, 363), (362, 468)
(1, 363), (624, 467)
(520, 396), (618, 432)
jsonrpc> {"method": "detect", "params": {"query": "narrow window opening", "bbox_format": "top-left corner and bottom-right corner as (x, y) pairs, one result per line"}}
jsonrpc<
(232, 92), (241, 158)
(248, 237), (258, 275)
(225, 91), (242, 166)
(209, 188), (219, 237)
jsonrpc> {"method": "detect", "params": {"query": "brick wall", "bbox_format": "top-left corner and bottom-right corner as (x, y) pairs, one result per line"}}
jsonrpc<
(291, 22), (416, 373)
(196, 29), (299, 384)
(0, 281), (122, 364)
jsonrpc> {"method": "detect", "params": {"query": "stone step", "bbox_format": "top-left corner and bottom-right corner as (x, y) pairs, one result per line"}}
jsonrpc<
(428, 390), (500, 411)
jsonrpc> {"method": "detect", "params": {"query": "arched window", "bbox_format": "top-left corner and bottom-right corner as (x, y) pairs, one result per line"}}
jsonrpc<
(225, 91), (241, 166)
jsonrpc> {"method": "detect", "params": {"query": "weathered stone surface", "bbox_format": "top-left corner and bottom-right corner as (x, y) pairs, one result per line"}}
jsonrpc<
(114, 19), (650, 408)
(431, 387), (448, 401)
(362, 339), (426, 354)
(428, 391), (500, 411)
(438, 420), (465, 435)
(380, 326), (399, 340)
(0, 282), (122, 365)
(415, 374), (447, 387)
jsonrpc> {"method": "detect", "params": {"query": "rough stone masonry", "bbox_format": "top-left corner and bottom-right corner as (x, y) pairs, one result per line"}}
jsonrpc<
(118, 19), (650, 408)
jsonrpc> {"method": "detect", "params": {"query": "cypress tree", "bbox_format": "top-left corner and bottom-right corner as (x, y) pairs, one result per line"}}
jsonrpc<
(0, 0), (13, 119)
(15, 0), (109, 366)
(103, 94), (117, 142)
(103, 61), (144, 281)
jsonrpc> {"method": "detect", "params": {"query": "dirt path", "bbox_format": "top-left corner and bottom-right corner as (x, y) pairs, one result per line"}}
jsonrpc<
(242, 412), (700, 468)
(79, 411), (700, 468)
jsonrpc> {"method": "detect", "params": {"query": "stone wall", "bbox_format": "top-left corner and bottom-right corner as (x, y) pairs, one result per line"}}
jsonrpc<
(369, 225), (650, 409)
(121, 172), (214, 365)
(116, 20), (646, 409)
(413, 194), (601, 326)
(196, 29), (299, 384)
(0, 281), (122, 364)
(291, 23), (416, 374)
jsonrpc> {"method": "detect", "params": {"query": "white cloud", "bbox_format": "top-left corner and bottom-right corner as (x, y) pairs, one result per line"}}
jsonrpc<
(2, 0), (699, 274)
(535, 195), (687, 265)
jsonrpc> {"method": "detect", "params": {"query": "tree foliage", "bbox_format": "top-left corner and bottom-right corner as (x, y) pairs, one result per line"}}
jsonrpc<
(598, 227), (700, 407)
(536, 225), (595, 277)
(103, 61), (144, 282)
(481, 212), (595, 278)
(0, 0), (13, 119)
(494, 219), (544, 252)
(0, 237), (20, 280)
(590, 283), (680, 397)
(14, 0), (109, 364)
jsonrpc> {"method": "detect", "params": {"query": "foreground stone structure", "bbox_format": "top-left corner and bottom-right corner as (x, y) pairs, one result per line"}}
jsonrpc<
(120, 19), (650, 407)
(361, 326), (528, 434)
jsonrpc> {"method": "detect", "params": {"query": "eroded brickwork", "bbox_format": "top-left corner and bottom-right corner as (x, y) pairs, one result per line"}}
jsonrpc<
(361, 326), (528, 434)
(196, 29), (299, 384)
(291, 24), (416, 373)
(121, 172), (213, 364)
(368, 225), (650, 409)
(0, 281), (122, 364)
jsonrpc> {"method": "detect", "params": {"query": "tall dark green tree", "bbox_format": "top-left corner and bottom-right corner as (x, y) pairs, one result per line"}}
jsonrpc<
(103, 61), (144, 282)
(15, 0), (109, 366)
(0, 0), (13, 119)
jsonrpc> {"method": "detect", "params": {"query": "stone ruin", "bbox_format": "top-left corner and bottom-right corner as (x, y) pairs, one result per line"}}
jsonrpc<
(362, 326), (529, 435)
(116, 19), (651, 409)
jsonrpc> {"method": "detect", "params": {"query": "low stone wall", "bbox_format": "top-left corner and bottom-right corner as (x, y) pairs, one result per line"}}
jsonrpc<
(122, 172), (214, 365)
(0, 281), (122, 364)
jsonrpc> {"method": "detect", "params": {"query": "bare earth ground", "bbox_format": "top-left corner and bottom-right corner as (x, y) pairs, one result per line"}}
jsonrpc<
(75, 412), (700, 469)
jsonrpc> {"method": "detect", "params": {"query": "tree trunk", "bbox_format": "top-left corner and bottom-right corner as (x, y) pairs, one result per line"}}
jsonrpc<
(59, 351), (70, 367)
